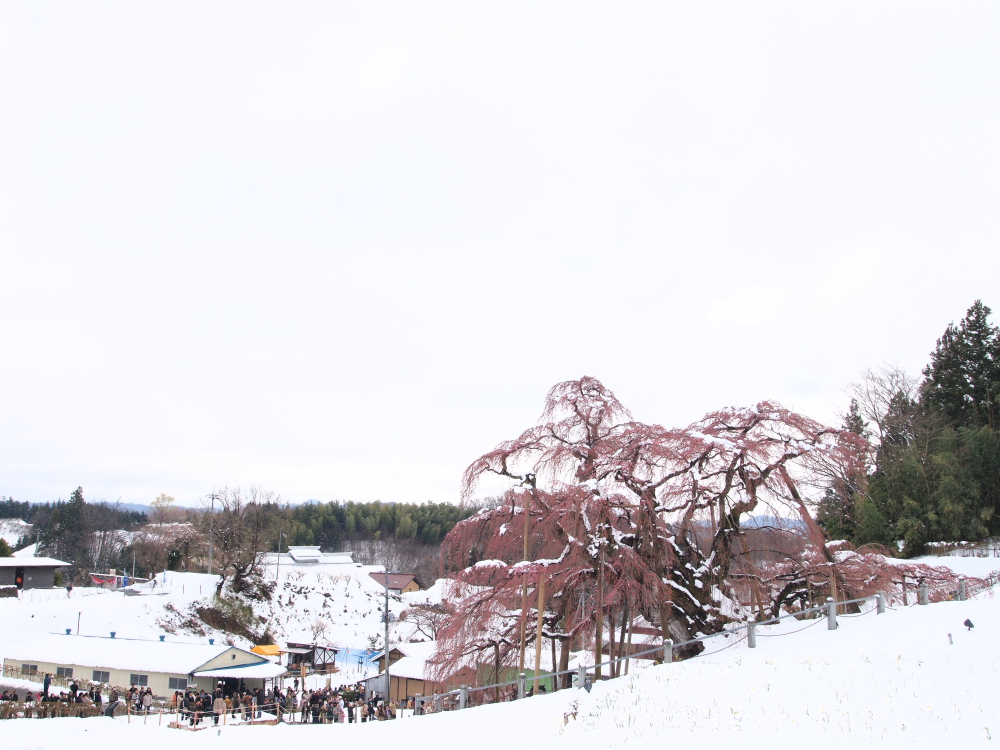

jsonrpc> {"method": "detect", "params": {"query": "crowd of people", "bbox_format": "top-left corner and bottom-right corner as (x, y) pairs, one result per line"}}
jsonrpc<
(166, 681), (408, 726)
(171, 686), (267, 726)
(2, 675), (426, 726)
(1, 678), (105, 707)
(290, 684), (403, 723)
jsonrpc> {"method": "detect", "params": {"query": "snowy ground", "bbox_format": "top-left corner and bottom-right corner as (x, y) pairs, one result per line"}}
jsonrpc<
(0, 566), (410, 683)
(3, 585), (998, 747)
(4, 553), (999, 746)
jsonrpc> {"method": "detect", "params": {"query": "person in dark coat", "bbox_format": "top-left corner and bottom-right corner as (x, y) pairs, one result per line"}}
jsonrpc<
(310, 691), (322, 723)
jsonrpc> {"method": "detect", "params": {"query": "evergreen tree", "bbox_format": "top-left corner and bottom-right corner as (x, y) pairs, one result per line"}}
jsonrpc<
(816, 400), (869, 541)
(0, 538), (12, 557)
(843, 398), (868, 439)
(922, 300), (1000, 429)
(852, 497), (893, 548)
(867, 420), (990, 555)
(959, 426), (1000, 535)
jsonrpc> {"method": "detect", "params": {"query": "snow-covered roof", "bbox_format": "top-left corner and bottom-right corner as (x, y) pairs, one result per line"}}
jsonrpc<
(262, 547), (355, 566)
(5, 634), (264, 675)
(386, 654), (432, 680)
(12, 543), (38, 559)
(372, 640), (438, 662)
(372, 641), (440, 681)
(0, 557), (69, 568)
(394, 641), (438, 661)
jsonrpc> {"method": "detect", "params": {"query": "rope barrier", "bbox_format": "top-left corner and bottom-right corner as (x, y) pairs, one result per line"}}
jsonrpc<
(698, 631), (749, 656)
(756, 616), (827, 638)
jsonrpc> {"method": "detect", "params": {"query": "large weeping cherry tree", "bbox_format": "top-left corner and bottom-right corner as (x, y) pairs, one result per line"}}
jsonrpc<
(433, 377), (979, 682)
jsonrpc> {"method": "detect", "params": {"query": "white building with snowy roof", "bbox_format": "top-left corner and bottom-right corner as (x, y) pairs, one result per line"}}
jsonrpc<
(262, 546), (355, 569)
(2, 633), (285, 697)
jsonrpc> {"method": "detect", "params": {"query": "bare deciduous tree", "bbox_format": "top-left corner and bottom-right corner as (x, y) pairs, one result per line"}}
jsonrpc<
(845, 365), (919, 448)
(344, 537), (441, 587)
(404, 601), (451, 641)
(150, 493), (177, 525)
(208, 486), (279, 596)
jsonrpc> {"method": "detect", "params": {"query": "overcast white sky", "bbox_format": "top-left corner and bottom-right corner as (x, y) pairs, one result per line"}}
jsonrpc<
(2, 2), (998, 507)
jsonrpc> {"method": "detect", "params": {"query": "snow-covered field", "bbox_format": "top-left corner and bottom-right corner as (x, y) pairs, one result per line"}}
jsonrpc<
(3, 594), (999, 748)
(0, 565), (409, 680)
(3, 553), (999, 747)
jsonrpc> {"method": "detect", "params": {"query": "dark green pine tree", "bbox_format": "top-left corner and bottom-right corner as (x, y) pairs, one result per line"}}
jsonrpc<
(0, 538), (12, 557)
(843, 398), (868, 438)
(817, 399), (870, 541)
(45, 487), (87, 565)
(922, 300), (1000, 429)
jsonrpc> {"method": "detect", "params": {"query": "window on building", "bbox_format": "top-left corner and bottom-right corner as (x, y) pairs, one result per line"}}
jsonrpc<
(92, 670), (110, 683)
(21, 664), (38, 674)
(129, 674), (148, 687)
(168, 677), (188, 690)
(56, 667), (74, 678)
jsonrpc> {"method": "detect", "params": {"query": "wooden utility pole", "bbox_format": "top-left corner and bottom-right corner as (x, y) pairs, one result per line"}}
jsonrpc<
(517, 487), (533, 674)
(207, 491), (219, 575)
(624, 612), (633, 675)
(532, 575), (546, 693)
(595, 547), (604, 679)
(275, 528), (283, 581)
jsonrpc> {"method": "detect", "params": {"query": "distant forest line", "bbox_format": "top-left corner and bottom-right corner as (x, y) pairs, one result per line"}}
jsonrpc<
(0, 497), (473, 549)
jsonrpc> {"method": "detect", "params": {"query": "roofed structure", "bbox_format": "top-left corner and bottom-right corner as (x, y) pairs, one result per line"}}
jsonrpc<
(368, 572), (425, 594)
(365, 641), (474, 702)
(2, 634), (284, 696)
(262, 546), (355, 568)
(0, 557), (70, 590)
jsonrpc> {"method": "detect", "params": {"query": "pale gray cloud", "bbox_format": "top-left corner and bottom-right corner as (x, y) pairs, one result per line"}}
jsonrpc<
(1, 2), (998, 505)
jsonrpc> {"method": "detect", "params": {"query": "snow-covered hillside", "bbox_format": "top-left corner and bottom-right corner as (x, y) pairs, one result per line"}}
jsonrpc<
(4, 585), (1000, 748)
(0, 564), (412, 680)
(4, 551), (999, 747)
(0, 518), (31, 547)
